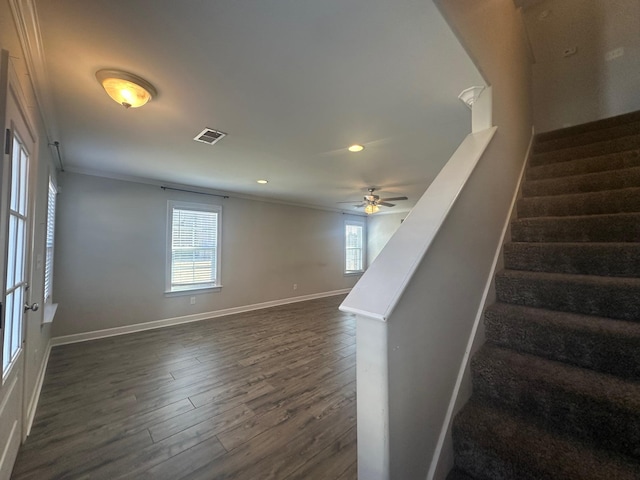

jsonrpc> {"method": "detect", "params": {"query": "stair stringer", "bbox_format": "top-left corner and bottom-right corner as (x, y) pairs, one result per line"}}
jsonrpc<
(429, 128), (534, 480)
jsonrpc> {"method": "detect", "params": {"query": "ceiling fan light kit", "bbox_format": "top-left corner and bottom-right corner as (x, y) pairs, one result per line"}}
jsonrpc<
(339, 188), (408, 214)
(364, 204), (380, 215)
(96, 69), (157, 109)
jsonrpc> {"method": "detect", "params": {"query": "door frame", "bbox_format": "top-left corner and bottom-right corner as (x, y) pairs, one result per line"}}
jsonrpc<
(0, 49), (39, 478)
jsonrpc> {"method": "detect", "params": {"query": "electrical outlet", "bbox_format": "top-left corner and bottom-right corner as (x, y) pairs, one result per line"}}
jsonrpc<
(605, 47), (624, 61)
(293, 283), (298, 290)
(190, 296), (196, 305)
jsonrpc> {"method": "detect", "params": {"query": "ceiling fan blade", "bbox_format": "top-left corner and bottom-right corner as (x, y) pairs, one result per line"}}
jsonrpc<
(337, 200), (363, 204)
(379, 196), (408, 202)
(378, 202), (396, 207)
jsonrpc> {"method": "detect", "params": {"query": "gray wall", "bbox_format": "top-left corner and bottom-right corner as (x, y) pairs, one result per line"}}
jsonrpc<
(53, 172), (362, 337)
(525, 0), (640, 132)
(367, 212), (405, 266)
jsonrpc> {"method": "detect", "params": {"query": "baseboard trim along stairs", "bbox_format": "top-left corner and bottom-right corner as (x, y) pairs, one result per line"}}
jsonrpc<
(447, 110), (640, 479)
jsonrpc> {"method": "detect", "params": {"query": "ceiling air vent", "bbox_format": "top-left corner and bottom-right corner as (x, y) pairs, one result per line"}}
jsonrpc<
(194, 128), (227, 145)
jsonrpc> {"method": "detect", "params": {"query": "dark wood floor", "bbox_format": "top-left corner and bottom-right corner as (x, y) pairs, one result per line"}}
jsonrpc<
(12, 295), (357, 479)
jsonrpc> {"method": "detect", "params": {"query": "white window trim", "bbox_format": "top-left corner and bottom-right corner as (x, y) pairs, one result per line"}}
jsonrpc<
(344, 218), (366, 276)
(165, 200), (222, 295)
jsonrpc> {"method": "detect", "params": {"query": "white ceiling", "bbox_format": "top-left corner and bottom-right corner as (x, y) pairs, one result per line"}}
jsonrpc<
(35, 0), (484, 213)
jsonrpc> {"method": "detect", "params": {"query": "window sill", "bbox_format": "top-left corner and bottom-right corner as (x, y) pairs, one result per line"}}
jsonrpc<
(164, 285), (222, 297)
(42, 303), (58, 325)
(344, 271), (364, 277)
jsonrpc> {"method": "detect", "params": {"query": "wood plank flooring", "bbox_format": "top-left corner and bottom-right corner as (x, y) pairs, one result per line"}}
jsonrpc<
(11, 295), (356, 479)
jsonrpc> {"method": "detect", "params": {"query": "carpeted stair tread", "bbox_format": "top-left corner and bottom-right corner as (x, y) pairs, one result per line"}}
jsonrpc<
(503, 242), (640, 277)
(526, 149), (640, 181)
(446, 469), (476, 480)
(530, 134), (640, 167)
(471, 345), (640, 458)
(522, 166), (640, 197)
(452, 402), (640, 480)
(533, 121), (640, 154)
(511, 212), (640, 243)
(518, 187), (640, 218)
(535, 110), (640, 144)
(448, 112), (640, 480)
(495, 269), (640, 321)
(485, 302), (640, 379)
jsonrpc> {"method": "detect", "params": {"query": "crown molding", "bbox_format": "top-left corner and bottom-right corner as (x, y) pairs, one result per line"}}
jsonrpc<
(60, 166), (370, 217)
(9, 0), (59, 145)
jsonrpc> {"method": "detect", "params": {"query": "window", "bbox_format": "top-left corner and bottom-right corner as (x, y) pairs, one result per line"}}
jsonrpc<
(44, 178), (57, 303)
(345, 219), (365, 274)
(167, 201), (221, 293)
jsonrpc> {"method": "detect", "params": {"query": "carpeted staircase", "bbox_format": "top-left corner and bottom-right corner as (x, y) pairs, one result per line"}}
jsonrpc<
(448, 111), (640, 479)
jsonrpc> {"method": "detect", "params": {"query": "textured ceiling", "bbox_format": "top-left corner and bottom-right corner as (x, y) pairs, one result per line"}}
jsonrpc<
(35, 0), (484, 213)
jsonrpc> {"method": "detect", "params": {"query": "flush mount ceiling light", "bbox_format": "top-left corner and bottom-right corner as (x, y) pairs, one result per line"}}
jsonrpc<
(348, 144), (365, 153)
(364, 204), (380, 215)
(96, 69), (157, 109)
(256, 179), (268, 184)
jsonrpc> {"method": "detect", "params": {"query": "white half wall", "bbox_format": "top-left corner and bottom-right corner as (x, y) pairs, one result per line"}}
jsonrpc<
(341, 0), (533, 477)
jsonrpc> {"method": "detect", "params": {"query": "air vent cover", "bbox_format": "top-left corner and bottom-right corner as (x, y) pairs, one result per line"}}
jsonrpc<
(194, 128), (227, 145)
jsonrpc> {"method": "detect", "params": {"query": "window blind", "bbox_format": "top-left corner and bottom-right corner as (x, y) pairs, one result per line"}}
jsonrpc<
(170, 207), (218, 290)
(345, 223), (364, 272)
(44, 179), (56, 302)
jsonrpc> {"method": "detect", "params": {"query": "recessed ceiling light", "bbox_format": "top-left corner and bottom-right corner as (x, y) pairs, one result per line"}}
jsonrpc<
(348, 144), (364, 153)
(257, 179), (268, 184)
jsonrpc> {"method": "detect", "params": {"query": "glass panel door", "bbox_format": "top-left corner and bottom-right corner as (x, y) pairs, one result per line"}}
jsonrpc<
(2, 132), (29, 374)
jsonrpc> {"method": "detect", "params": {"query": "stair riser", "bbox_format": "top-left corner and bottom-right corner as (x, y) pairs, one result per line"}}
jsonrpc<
(527, 149), (640, 181)
(531, 135), (640, 167)
(452, 427), (544, 480)
(503, 243), (640, 277)
(495, 274), (640, 321)
(511, 214), (640, 243)
(518, 188), (640, 218)
(484, 310), (640, 380)
(534, 122), (640, 154)
(452, 403), (640, 480)
(522, 168), (640, 197)
(446, 469), (476, 480)
(471, 366), (640, 459)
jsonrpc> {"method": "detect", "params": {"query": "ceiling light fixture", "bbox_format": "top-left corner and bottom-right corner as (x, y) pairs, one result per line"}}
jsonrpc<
(348, 144), (365, 153)
(364, 204), (380, 215)
(257, 179), (268, 184)
(96, 69), (157, 109)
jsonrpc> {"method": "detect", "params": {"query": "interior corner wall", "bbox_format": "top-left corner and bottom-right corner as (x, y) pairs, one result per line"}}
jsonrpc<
(526, 0), (640, 132)
(52, 172), (361, 337)
(367, 212), (405, 267)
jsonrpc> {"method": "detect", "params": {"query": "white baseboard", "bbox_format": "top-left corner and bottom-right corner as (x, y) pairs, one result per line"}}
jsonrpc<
(51, 289), (351, 347)
(24, 340), (51, 438)
(427, 126), (535, 480)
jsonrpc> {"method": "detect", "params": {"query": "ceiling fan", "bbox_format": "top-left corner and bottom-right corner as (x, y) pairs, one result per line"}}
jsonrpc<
(339, 188), (408, 214)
